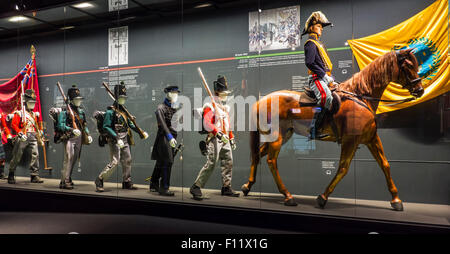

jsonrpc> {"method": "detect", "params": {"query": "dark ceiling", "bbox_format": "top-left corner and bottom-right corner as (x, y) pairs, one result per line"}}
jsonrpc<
(0, 0), (264, 41)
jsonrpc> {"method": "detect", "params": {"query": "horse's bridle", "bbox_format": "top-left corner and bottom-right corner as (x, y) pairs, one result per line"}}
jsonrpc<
(396, 51), (422, 95)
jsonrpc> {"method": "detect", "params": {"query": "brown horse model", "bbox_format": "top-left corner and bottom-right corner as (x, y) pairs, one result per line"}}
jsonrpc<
(242, 49), (424, 211)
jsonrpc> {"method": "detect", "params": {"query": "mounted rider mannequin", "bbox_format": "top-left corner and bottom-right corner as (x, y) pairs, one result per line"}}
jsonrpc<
(303, 11), (335, 139)
(190, 75), (239, 200)
(150, 85), (181, 196)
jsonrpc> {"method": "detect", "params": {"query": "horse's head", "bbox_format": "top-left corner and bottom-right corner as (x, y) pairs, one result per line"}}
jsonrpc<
(395, 49), (424, 98)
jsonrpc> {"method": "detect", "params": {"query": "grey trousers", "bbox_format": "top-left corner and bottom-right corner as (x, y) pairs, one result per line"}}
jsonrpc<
(61, 136), (82, 183)
(308, 75), (333, 110)
(98, 133), (132, 183)
(9, 133), (39, 176)
(194, 136), (233, 188)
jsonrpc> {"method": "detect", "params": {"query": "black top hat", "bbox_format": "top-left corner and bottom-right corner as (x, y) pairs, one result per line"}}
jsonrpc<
(23, 89), (36, 102)
(301, 11), (333, 36)
(68, 85), (83, 100)
(213, 75), (231, 94)
(164, 85), (180, 94)
(114, 83), (127, 99)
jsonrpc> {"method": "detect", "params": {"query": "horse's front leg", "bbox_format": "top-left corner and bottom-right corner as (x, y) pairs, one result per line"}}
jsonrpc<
(366, 134), (403, 211)
(317, 137), (358, 209)
(266, 134), (297, 206)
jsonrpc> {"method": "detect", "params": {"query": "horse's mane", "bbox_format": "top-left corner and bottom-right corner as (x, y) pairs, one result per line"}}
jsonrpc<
(339, 51), (398, 96)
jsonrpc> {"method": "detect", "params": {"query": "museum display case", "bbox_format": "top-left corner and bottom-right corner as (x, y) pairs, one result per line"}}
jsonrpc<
(0, 0), (448, 230)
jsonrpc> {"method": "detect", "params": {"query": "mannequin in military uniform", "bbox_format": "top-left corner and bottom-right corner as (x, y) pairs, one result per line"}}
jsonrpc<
(7, 89), (44, 184)
(150, 85), (180, 196)
(57, 85), (93, 189)
(0, 113), (12, 179)
(302, 11), (335, 139)
(95, 82), (148, 192)
(190, 75), (239, 200)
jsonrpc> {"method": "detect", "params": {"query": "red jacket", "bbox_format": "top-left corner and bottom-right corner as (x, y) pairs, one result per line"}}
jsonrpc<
(11, 111), (42, 135)
(203, 105), (234, 139)
(0, 113), (12, 139)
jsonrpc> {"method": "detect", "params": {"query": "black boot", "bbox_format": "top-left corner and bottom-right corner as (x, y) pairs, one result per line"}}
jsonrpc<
(159, 188), (175, 196)
(0, 165), (5, 179)
(69, 177), (74, 186)
(309, 108), (329, 140)
(95, 177), (104, 192)
(30, 175), (44, 183)
(60, 181), (74, 190)
(149, 181), (159, 192)
(122, 181), (138, 190)
(221, 186), (240, 197)
(190, 184), (203, 200)
(7, 172), (15, 184)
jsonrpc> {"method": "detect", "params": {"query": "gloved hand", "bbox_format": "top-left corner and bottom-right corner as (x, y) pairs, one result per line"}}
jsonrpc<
(87, 135), (93, 144)
(18, 133), (27, 142)
(169, 138), (177, 148)
(142, 131), (149, 140)
(72, 129), (81, 137)
(216, 132), (229, 144)
(7, 134), (13, 141)
(230, 138), (236, 150)
(323, 74), (334, 85)
(117, 139), (125, 149)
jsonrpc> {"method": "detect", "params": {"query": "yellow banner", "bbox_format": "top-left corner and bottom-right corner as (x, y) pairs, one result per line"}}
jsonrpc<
(348, 0), (449, 114)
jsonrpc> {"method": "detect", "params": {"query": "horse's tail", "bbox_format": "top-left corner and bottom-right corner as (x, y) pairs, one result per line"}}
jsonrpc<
(250, 129), (260, 164)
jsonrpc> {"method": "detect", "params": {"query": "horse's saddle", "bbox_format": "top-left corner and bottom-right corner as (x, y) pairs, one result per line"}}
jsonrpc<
(299, 86), (341, 115)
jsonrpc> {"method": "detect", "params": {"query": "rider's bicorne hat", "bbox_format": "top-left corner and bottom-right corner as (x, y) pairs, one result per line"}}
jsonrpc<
(213, 75), (232, 94)
(301, 11), (333, 36)
(68, 84), (83, 100)
(114, 81), (127, 99)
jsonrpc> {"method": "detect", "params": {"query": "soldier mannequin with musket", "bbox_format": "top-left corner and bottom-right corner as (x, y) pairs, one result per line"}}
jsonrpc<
(95, 82), (148, 192)
(303, 11), (336, 139)
(190, 75), (239, 201)
(7, 89), (44, 184)
(150, 85), (181, 196)
(57, 85), (93, 189)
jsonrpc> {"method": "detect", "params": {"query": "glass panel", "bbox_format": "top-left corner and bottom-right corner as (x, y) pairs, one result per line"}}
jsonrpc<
(180, 0), (261, 209)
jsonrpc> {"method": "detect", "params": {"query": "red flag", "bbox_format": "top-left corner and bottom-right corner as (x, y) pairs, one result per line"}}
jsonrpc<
(0, 57), (42, 143)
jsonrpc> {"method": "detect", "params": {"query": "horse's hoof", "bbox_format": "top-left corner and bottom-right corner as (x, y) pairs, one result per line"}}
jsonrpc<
(241, 184), (250, 196)
(390, 201), (404, 211)
(316, 195), (327, 209)
(284, 198), (298, 206)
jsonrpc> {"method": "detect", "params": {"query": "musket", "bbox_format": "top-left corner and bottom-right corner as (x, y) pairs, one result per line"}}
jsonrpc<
(197, 67), (227, 136)
(101, 82), (148, 139)
(56, 82), (78, 131)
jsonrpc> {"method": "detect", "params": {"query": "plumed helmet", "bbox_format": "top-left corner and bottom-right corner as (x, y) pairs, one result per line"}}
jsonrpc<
(23, 89), (36, 102)
(163, 85), (180, 94)
(301, 11), (333, 36)
(68, 84), (83, 100)
(114, 81), (127, 99)
(213, 75), (231, 94)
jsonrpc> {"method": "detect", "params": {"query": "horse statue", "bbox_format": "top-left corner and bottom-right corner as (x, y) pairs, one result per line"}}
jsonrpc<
(242, 49), (424, 211)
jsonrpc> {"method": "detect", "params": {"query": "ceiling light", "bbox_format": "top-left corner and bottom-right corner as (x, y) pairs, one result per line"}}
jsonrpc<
(194, 3), (212, 8)
(72, 2), (94, 8)
(8, 16), (29, 22)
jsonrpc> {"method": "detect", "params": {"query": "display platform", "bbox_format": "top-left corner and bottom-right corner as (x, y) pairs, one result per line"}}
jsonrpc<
(0, 212), (298, 234)
(0, 177), (448, 233)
